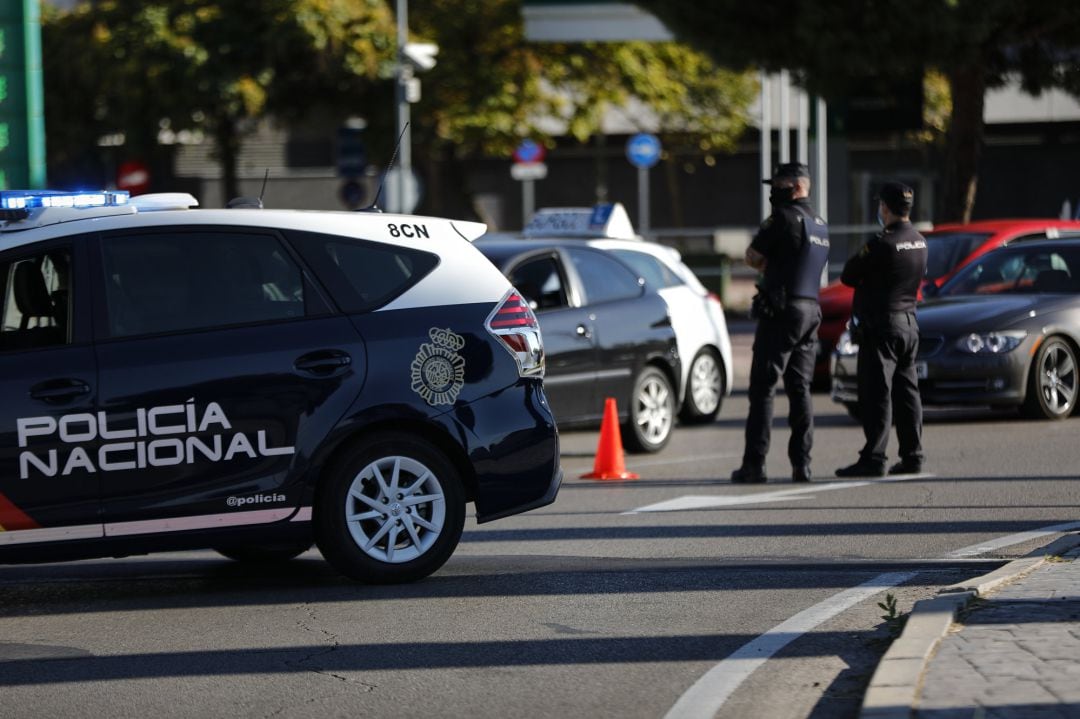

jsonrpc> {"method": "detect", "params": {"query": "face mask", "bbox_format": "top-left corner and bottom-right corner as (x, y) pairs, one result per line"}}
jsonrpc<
(770, 185), (795, 204)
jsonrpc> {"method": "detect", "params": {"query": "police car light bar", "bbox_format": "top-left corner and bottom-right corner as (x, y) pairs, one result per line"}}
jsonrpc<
(523, 202), (637, 240)
(0, 189), (130, 211)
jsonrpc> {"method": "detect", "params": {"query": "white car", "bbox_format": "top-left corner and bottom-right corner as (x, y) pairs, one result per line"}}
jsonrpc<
(523, 204), (734, 423)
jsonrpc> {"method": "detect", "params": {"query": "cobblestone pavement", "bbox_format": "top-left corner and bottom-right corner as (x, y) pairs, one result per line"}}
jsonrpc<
(917, 548), (1080, 719)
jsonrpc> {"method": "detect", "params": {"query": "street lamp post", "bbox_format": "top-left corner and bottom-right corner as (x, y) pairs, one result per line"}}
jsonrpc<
(395, 0), (413, 214)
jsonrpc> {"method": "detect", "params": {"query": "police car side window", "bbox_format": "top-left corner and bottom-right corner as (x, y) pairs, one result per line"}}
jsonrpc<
(566, 247), (643, 305)
(285, 230), (438, 313)
(508, 257), (568, 311)
(0, 249), (72, 352)
(100, 232), (304, 338)
(609, 250), (682, 289)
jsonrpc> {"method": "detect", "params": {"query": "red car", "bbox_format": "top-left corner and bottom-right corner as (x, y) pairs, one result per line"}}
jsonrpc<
(816, 219), (1080, 384)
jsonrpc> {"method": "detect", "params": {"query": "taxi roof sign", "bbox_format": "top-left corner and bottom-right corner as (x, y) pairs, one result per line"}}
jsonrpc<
(523, 202), (637, 240)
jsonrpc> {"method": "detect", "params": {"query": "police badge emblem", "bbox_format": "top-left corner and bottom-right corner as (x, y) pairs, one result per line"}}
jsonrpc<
(411, 328), (467, 406)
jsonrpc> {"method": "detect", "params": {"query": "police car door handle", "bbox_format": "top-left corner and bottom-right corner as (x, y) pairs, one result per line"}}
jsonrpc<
(294, 350), (352, 376)
(30, 378), (91, 404)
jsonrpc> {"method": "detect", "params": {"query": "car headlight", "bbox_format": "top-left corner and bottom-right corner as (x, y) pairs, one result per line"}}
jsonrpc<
(956, 331), (1027, 354)
(836, 330), (859, 356)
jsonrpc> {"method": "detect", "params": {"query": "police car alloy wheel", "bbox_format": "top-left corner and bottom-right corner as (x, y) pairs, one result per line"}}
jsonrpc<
(315, 434), (465, 584)
(624, 366), (675, 453)
(680, 349), (723, 423)
(1022, 337), (1078, 420)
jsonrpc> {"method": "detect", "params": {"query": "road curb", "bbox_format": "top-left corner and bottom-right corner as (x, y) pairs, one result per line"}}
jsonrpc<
(858, 531), (1080, 719)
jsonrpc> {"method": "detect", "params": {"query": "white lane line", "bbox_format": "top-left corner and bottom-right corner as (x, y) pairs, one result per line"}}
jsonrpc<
(945, 520), (1080, 558)
(664, 572), (918, 719)
(625, 475), (935, 514)
(664, 513), (1079, 717)
(624, 494), (816, 512)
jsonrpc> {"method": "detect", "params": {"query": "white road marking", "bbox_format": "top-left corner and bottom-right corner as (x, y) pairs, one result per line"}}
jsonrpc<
(664, 572), (918, 719)
(664, 509), (1080, 716)
(944, 520), (1080, 558)
(625, 475), (935, 514)
(625, 494), (816, 511)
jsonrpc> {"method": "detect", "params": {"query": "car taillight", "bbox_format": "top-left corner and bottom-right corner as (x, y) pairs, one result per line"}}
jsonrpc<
(486, 290), (545, 378)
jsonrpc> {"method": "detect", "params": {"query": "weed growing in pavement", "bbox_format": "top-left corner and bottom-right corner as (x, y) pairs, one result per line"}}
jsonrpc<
(877, 593), (907, 639)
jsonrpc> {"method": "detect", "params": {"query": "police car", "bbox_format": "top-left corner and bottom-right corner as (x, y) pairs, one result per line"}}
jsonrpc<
(510, 203), (733, 423)
(0, 189), (560, 583)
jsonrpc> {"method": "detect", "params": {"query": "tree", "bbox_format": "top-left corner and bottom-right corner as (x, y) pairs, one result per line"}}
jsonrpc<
(636, 0), (1080, 222)
(405, 0), (757, 214)
(43, 0), (396, 200)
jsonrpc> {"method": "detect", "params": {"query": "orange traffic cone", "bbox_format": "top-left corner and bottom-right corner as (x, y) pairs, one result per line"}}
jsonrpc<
(581, 397), (640, 480)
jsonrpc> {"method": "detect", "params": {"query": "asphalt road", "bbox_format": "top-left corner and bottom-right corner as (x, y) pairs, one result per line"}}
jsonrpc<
(2, 324), (1079, 719)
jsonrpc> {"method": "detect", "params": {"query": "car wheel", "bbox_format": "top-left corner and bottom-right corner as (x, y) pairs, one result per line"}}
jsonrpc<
(216, 541), (313, 564)
(623, 366), (676, 453)
(315, 433), (465, 583)
(679, 349), (724, 424)
(1023, 337), (1078, 420)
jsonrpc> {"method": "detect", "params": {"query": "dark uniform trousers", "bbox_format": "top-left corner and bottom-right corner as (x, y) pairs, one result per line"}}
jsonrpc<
(744, 298), (821, 469)
(857, 311), (924, 465)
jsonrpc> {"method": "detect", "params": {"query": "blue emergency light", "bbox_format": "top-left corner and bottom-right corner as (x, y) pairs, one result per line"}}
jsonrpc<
(0, 189), (130, 211)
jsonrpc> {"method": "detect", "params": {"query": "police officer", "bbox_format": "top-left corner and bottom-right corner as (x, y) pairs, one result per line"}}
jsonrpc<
(732, 162), (830, 484)
(836, 182), (928, 477)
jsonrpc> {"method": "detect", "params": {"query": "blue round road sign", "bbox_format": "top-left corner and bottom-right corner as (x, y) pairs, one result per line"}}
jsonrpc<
(513, 139), (545, 164)
(626, 133), (661, 169)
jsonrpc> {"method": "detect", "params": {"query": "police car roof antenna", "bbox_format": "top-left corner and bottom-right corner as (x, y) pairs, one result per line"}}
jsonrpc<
(359, 122), (409, 213)
(225, 169), (270, 210)
(259, 168), (270, 205)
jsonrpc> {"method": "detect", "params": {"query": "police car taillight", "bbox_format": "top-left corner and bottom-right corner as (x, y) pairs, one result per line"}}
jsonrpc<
(486, 290), (545, 378)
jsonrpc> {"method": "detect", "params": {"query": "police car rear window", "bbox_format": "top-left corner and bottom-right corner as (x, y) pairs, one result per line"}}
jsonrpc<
(285, 230), (438, 313)
(100, 231), (305, 338)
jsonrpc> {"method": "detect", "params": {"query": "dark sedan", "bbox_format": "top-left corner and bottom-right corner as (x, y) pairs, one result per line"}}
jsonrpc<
(475, 238), (681, 452)
(832, 239), (1080, 419)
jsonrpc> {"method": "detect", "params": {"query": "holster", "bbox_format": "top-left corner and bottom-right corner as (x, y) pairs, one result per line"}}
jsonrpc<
(750, 284), (786, 320)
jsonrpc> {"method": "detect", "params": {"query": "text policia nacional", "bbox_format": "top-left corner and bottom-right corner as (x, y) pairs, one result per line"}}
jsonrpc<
(16, 401), (295, 479)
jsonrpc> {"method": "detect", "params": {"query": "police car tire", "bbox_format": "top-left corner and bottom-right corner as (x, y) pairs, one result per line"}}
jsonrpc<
(679, 349), (724, 424)
(623, 366), (676, 454)
(215, 541), (313, 564)
(315, 433), (465, 584)
(1022, 336), (1079, 421)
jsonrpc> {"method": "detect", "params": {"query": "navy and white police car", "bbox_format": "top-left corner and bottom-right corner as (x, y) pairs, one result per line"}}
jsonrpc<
(0, 189), (560, 583)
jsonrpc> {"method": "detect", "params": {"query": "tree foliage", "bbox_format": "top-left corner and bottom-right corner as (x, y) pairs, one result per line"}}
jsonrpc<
(406, 0), (757, 158)
(43, 0), (396, 199)
(637, 0), (1080, 222)
(43, 0), (758, 207)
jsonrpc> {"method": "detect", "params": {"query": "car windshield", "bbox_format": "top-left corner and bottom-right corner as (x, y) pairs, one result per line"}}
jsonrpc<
(925, 231), (991, 280)
(939, 244), (1080, 296)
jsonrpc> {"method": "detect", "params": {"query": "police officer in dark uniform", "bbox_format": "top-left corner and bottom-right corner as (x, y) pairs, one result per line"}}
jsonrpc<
(836, 182), (928, 477)
(732, 162), (830, 484)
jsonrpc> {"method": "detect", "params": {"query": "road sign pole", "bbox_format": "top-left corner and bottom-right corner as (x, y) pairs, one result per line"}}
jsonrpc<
(522, 179), (535, 227)
(625, 133), (661, 234)
(637, 167), (649, 235)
